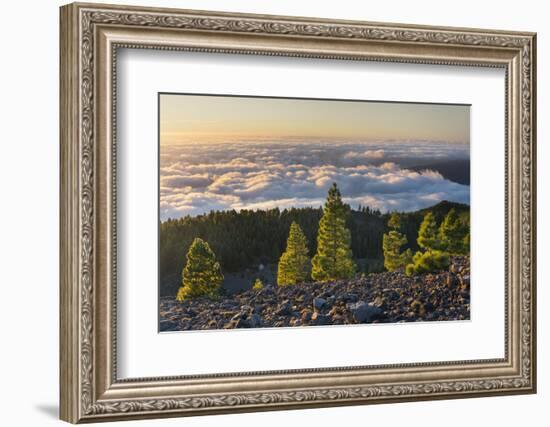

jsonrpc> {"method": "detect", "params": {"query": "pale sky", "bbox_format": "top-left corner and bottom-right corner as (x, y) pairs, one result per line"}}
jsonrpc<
(160, 93), (470, 145)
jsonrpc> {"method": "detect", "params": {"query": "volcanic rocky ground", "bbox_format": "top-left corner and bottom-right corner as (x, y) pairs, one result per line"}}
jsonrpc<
(159, 256), (470, 331)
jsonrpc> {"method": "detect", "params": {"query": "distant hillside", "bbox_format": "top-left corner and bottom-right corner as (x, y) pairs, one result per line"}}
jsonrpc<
(408, 159), (470, 185)
(417, 200), (469, 221)
(160, 201), (469, 297)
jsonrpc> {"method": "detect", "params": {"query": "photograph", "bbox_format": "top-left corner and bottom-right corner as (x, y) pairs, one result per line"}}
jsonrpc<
(55, 3), (537, 422)
(158, 94), (471, 332)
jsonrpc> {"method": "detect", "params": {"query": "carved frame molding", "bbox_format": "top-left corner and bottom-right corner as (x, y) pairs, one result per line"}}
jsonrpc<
(60, 2), (536, 423)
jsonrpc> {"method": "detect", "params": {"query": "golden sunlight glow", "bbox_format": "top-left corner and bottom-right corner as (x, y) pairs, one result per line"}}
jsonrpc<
(160, 93), (470, 145)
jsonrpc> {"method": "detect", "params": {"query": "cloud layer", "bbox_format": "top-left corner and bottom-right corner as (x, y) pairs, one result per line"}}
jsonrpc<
(160, 140), (470, 220)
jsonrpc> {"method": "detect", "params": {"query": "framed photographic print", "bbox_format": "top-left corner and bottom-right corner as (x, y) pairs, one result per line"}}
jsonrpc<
(60, 2), (537, 423)
(158, 93), (472, 331)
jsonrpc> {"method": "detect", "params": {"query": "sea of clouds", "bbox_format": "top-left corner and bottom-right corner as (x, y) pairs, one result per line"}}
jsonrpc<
(160, 140), (470, 220)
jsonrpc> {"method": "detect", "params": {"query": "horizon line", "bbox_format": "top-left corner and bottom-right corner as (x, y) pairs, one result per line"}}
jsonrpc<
(160, 133), (471, 145)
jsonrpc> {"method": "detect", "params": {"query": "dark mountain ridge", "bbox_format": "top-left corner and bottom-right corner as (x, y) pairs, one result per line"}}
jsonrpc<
(407, 158), (470, 185)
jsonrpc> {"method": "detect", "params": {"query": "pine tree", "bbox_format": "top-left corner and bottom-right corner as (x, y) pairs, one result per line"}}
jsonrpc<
(252, 278), (264, 290)
(417, 211), (441, 251)
(387, 212), (402, 230)
(277, 221), (311, 286)
(439, 209), (468, 254)
(461, 212), (471, 254)
(176, 238), (223, 301)
(405, 250), (450, 276)
(405, 210), (465, 276)
(462, 232), (470, 253)
(383, 213), (413, 271)
(311, 183), (356, 281)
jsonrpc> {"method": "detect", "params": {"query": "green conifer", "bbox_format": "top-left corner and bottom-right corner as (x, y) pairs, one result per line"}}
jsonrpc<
(439, 209), (468, 254)
(277, 221), (311, 286)
(439, 209), (470, 255)
(462, 232), (470, 253)
(417, 211), (441, 251)
(383, 231), (413, 271)
(387, 212), (402, 231)
(383, 213), (413, 271)
(176, 238), (223, 301)
(252, 278), (264, 290)
(311, 183), (356, 281)
(405, 250), (450, 276)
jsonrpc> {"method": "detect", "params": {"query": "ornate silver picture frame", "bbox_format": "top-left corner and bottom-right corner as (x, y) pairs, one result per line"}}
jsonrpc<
(60, 2), (536, 423)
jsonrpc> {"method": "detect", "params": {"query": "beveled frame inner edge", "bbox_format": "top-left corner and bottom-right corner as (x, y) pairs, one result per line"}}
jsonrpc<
(92, 24), (521, 394)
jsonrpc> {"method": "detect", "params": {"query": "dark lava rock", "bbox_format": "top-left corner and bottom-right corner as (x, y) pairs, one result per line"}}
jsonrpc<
(311, 312), (330, 325)
(312, 297), (327, 311)
(159, 256), (471, 331)
(159, 320), (179, 332)
(342, 293), (359, 303)
(249, 313), (262, 328)
(348, 301), (383, 323)
(274, 300), (292, 316)
(301, 308), (313, 322)
(372, 295), (385, 308)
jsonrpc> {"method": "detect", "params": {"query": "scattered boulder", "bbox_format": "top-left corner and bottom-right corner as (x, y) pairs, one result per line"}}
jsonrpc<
(159, 320), (179, 331)
(372, 295), (385, 308)
(300, 308), (313, 322)
(274, 300), (292, 316)
(342, 293), (358, 303)
(240, 305), (253, 313)
(348, 301), (383, 323)
(445, 273), (458, 288)
(410, 300), (426, 317)
(249, 313), (262, 328)
(312, 297), (327, 311)
(159, 256), (471, 330)
(311, 312), (330, 325)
